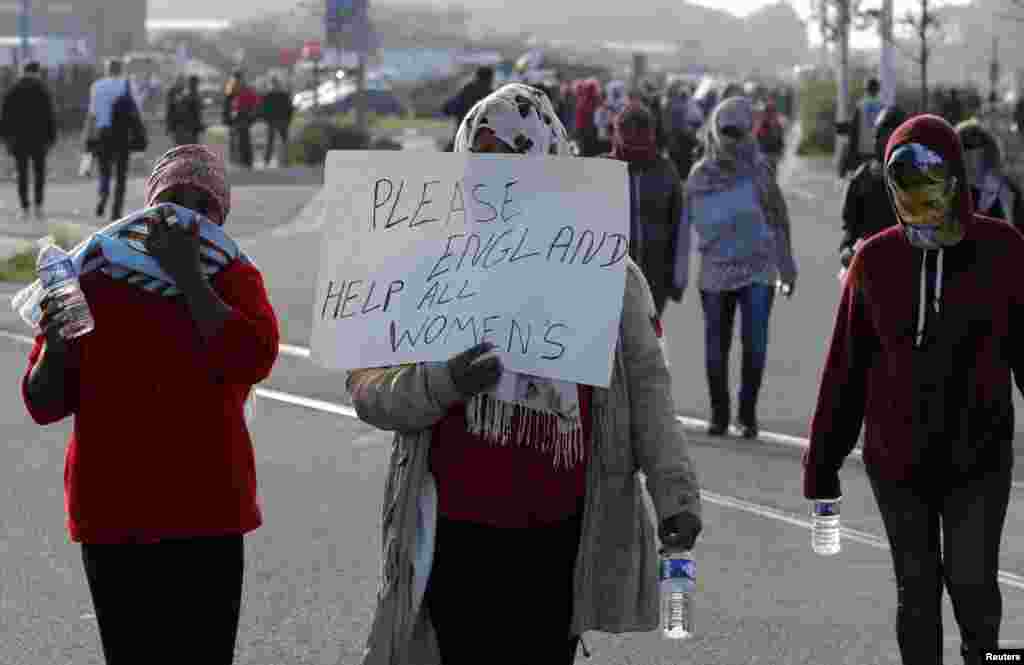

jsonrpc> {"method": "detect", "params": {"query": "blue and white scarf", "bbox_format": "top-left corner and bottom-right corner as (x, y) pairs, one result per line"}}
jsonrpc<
(12, 203), (253, 332)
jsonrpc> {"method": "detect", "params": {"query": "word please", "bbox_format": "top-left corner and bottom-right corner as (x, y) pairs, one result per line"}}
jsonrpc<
(370, 177), (522, 231)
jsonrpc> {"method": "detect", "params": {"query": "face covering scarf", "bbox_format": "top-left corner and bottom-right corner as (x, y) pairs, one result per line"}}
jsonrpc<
(886, 142), (963, 249)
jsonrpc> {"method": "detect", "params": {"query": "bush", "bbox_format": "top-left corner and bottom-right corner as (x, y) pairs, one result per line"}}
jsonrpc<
(288, 121), (372, 166)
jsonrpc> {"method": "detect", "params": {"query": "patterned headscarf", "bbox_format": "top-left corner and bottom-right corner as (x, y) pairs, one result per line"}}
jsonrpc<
(452, 83), (583, 469)
(454, 83), (572, 156)
(145, 145), (231, 225)
(688, 96), (766, 195)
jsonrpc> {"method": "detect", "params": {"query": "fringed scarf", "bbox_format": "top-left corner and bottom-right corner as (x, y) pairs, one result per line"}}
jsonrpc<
(454, 84), (584, 468)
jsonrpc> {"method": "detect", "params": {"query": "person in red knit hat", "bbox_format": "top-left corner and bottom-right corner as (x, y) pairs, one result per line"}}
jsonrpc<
(22, 144), (279, 664)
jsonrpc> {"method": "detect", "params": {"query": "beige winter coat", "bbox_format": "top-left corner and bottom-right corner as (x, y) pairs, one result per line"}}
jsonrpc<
(348, 259), (702, 665)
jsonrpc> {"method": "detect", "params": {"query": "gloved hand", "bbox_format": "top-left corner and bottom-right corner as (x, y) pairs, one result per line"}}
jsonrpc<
(659, 512), (702, 553)
(447, 342), (503, 399)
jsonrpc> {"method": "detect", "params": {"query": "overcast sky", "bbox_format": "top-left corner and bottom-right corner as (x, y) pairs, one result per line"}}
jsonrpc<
(148, 0), (971, 50)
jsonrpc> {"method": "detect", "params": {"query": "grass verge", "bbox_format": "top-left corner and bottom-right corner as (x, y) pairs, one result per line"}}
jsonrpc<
(0, 222), (93, 284)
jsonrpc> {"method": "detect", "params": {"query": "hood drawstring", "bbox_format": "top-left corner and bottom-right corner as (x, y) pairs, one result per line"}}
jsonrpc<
(915, 248), (944, 348)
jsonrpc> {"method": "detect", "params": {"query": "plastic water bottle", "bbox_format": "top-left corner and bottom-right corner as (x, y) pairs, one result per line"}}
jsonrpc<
(36, 236), (94, 340)
(660, 551), (696, 640)
(811, 498), (841, 556)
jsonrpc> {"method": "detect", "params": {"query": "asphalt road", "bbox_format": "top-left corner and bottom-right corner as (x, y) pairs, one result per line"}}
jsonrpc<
(3, 143), (1024, 664)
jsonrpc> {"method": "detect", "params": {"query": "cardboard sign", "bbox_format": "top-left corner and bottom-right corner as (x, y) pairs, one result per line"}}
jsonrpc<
(310, 150), (629, 387)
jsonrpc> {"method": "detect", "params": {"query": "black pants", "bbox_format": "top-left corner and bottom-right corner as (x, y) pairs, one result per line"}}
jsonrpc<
(13, 147), (46, 211)
(96, 147), (130, 220)
(235, 122), (253, 169)
(81, 534), (245, 665)
(425, 515), (582, 665)
(264, 122), (289, 165)
(869, 465), (1012, 665)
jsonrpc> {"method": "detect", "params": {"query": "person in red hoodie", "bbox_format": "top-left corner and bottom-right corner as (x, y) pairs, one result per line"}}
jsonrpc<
(803, 114), (1021, 665)
(231, 71), (263, 170)
(22, 145), (279, 664)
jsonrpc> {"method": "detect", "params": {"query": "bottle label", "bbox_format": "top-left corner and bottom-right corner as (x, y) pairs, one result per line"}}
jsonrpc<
(39, 259), (75, 288)
(813, 501), (840, 517)
(661, 557), (696, 581)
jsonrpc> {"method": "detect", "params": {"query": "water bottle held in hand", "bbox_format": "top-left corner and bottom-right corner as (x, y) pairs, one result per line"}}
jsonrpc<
(811, 498), (841, 556)
(37, 236), (94, 340)
(660, 551), (696, 640)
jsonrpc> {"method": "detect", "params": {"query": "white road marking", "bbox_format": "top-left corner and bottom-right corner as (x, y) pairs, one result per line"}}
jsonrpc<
(4, 330), (1024, 592)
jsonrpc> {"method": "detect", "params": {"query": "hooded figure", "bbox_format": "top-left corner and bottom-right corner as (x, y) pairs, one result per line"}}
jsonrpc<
(674, 96), (798, 438)
(955, 119), (1024, 231)
(350, 83), (702, 665)
(605, 102), (685, 315)
(838, 105), (909, 268)
(572, 78), (602, 156)
(804, 114), (1021, 665)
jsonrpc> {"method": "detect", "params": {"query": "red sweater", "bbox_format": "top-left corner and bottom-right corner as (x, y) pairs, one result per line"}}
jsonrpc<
(430, 386), (592, 529)
(21, 262), (279, 543)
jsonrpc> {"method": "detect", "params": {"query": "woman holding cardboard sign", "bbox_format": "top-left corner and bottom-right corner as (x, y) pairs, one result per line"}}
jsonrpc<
(348, 83), (703, 665)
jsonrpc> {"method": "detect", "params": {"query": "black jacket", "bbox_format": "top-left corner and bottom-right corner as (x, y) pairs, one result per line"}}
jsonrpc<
(262, 90), (294, 128)
(0, 76), (57, 152)
(839, 160), (900, 264)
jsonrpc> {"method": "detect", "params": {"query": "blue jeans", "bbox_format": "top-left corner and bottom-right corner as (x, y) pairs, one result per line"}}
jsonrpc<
(700, 283), (775, 427)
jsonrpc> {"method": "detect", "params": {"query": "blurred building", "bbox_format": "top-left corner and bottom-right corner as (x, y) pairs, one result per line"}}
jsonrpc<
(0, 0), (148, 66)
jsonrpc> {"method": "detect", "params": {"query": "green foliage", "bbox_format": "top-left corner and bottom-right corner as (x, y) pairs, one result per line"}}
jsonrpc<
(0, 248), (37, 283)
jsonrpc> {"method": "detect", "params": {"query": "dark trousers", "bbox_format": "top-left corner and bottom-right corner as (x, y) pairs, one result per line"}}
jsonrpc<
(425, 515), (582, 665)
(81, 534), (245, 665)
(96, 147), (130, 220)
(235, 122), (253, 169)
(700, 283), (775, 427)
(13, 147), (46, 210)
(868, 466), (1012, 665)
(264, 122), (289, 165)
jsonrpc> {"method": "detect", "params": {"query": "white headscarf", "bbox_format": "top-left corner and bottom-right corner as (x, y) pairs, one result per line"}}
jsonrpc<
(454, 82), (572, 156)
(452, 84), (584, 469)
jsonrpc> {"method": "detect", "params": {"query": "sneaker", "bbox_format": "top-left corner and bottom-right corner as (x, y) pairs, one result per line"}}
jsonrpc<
(706, 422), (729, 437)
(737, 422), (759, 439)
(96, 201), (106, 218)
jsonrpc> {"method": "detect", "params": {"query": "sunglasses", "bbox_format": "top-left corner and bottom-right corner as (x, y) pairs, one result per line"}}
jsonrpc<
(885, 143), (949, 191)
(719, 126), (745, 140)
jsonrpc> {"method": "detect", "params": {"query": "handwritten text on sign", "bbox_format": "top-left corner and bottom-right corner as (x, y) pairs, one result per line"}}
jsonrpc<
(309, 151), (629, 387)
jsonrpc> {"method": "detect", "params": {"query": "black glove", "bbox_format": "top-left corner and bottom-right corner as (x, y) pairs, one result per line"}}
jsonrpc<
(659, 512), (702, 553)
(447, 342), (502, 398)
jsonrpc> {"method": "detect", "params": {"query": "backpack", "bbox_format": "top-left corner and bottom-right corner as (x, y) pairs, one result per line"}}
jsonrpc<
(111, 80), (148, 152)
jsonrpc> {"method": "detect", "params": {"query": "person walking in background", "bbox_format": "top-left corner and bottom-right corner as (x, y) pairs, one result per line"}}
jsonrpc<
(605, 102), (684, 316)
(166, 75), (205, 147)
(441, 66), (494, 152)
(804, 114), (1018, 665)
(674, 96), (797, 439)
(573, 78), (602, 157)
(0, 61), (57, 221)
(223, 70), (242, 165)
(753, 97), (786, 173)
(839, 77), (883, 179)
(838, 105), (909, 272)
(84, 59), (143, 221)
(942, 88), (964, 127)
(594, 80), (627, 156)
(261, 77), (294, 168)
(350, 83), (702, 665)
(19, 145), (279, 665)
(955, 118), (1024, 231)
(665, 82), (703, 180)
(230, 72), (262, 170)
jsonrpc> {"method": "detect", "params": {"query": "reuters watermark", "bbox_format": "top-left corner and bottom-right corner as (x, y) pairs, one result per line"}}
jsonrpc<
(985, 650), (1024, 662)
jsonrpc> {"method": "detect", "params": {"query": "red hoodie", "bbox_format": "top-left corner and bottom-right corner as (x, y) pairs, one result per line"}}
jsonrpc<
(803, 114), (1024, 499)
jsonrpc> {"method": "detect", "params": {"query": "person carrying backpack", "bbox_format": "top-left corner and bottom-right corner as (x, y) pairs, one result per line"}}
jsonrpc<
(83, 59), (148, 221)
